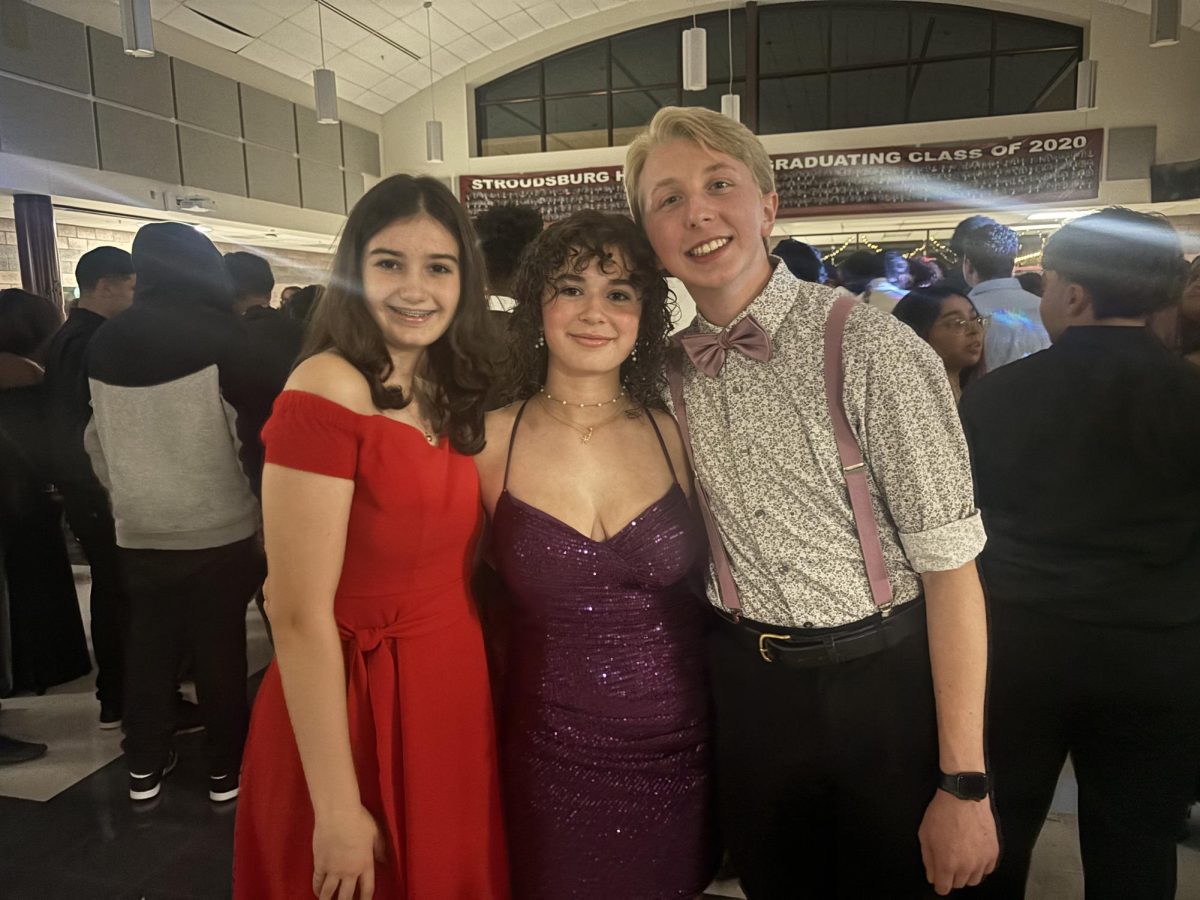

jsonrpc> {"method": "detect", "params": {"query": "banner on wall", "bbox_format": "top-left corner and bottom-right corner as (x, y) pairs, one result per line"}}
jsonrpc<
(458, 129), (1104, 221)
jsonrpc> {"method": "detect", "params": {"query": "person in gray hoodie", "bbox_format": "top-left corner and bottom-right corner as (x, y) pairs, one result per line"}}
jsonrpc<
(86, 223), (266, 804)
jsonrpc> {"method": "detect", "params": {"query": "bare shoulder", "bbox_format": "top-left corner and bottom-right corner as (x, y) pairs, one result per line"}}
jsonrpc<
(478, 402), (521, 466)
(647, 408), (691, 490)
(284, 352), (374, 415)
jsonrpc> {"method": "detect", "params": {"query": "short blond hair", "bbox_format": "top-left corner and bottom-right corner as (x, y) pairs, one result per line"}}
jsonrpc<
(624, 106), (775, 225)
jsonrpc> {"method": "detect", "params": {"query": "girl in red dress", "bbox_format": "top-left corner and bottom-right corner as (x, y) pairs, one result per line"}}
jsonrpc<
(233, 175), (508, 900)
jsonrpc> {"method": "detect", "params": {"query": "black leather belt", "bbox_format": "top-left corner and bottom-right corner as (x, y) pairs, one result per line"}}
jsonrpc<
(713, 597), (926, 668)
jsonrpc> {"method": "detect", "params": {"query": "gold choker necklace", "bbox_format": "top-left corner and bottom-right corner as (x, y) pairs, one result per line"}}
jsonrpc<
(540, 389), (625, 409)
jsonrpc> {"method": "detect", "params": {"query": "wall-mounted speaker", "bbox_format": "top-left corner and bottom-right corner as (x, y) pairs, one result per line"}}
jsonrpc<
(1150, 0), (1181, 47)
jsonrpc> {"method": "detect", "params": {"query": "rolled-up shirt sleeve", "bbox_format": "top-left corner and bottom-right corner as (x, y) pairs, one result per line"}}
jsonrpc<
(844, 306), (987, 573)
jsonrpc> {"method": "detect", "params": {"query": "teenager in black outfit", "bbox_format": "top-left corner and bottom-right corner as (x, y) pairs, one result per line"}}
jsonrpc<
(960, 208), (1200, 900)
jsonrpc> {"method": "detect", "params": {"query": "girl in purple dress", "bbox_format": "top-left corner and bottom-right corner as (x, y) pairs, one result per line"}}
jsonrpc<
(475, 211), (716, 899)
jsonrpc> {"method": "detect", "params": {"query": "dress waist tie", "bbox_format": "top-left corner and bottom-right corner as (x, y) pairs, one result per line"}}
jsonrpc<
(339, 620), (410, 895)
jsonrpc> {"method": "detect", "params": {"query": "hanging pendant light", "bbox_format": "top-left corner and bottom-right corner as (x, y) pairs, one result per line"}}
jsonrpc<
(313, 3), (339, 124)
(682, 0), (707, 92)
(120, 0), (155, 58)
(425, 1), (444, 163)
(720, 0), (739, 120)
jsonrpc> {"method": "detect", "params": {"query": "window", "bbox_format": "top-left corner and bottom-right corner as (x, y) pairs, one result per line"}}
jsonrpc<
(474, 3), (1083, 156)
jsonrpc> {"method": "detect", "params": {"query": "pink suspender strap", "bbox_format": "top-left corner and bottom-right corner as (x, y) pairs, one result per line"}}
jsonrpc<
(667, 361), (742, 619)
(824, 295), (895, 610)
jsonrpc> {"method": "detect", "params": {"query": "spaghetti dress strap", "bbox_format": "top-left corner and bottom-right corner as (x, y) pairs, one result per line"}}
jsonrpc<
(644, 409), (681, 488)
(502, 398), (534, 492)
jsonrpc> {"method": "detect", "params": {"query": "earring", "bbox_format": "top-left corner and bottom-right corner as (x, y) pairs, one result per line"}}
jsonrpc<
(535, 332), (545, 349)
(630, 342), (639, 363)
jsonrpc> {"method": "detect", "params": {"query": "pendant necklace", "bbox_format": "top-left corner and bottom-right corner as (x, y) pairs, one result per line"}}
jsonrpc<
(538, 395), (630, 444)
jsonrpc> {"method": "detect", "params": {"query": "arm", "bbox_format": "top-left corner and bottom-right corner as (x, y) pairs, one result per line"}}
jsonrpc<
(918, 561), (997, 895)
(847, 312), (997, 893)
(264, 357), (383, 900)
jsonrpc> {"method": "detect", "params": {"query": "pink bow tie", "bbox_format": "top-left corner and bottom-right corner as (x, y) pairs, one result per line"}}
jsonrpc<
(677, 315), (772, 377)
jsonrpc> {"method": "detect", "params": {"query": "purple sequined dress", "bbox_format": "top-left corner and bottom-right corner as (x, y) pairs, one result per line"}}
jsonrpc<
(491, 402), (716, 899)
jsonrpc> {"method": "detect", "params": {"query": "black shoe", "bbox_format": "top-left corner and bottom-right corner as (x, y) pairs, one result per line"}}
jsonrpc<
(0, 734), (48, 766)
(208, 772), (239, 803)
(128, 750), (177, 801)
(99, 703), (122, 730)
(174, 697), (204, 735)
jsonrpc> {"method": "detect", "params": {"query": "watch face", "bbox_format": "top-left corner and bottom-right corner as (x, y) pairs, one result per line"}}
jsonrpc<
(957, 773), (990, 798)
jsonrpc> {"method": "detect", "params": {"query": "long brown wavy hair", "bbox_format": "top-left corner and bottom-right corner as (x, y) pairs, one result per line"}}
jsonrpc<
(502, 210), (675, 410)
(302, 175), (492, 454)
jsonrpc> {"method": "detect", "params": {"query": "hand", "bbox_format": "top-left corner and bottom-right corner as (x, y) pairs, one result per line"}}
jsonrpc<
(312, 805), (386, 900)
(918, 789), (999, 895)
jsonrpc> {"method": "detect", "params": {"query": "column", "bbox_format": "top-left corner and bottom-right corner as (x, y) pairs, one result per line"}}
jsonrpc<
(13, 194), (63, 308)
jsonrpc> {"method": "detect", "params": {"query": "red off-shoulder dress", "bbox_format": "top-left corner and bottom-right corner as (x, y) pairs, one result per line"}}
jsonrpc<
(233, 391), (508, 900)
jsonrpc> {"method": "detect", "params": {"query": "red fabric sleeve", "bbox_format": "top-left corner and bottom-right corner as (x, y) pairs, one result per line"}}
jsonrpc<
(261, 390), (362, 480)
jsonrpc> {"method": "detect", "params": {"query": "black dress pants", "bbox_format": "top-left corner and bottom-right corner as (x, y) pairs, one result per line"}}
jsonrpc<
(709, 602), (956, 900)
(119, 537), (265, 776)
(61, 487), (128, 710)
(975, 604), (1200, 900)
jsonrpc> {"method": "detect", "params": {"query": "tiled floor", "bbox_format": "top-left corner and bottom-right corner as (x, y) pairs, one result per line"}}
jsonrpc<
(2, 571), (1199, 899)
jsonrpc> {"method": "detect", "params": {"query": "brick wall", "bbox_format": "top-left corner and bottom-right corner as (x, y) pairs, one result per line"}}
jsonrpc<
(0, 217), (332, 305)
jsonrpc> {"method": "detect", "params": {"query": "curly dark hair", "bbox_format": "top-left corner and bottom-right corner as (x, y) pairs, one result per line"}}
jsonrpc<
(473, 204), (544, 294)
(302, 174), (493, 454)
(502, 210), (674, 410)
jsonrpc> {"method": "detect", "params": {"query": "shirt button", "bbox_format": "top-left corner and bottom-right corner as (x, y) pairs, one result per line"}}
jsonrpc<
(777, 565), (789, 575)
(731, 385), (742, 395)
(754, 509), (766, 519)
(803, 621), (815, 629)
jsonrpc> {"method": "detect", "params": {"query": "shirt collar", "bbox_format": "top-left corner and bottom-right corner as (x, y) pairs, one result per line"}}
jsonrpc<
(690, 256), (800, 338)
(970, 277), (1022, 294)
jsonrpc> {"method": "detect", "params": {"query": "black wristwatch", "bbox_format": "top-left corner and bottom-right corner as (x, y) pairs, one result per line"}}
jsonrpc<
(938, 771), (991, 801)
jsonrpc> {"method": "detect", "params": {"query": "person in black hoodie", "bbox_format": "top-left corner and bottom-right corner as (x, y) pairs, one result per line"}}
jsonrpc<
(86, 223), (266, 804)
(223, 251), (305, 497)
(42, 247), (136, 728)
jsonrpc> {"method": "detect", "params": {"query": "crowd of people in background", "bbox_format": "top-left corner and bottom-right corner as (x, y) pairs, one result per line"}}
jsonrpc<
(0, 103), (1197, 900)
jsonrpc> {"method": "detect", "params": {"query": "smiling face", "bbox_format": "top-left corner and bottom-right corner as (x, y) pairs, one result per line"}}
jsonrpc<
(541, 249), (642, 380)
(638, 139), (778, 319)
(360, 213), (461, 366)
(926, 293), (985, 371)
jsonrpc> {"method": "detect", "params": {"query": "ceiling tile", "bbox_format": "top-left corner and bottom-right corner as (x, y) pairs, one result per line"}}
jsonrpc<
(355, 91), (394, 114)
(251, 0), (311, 14)
(288, 6), (363, 48)
(473, 20), (516, 50)
(556, 0), (597, 17)
(498, 9), (539, 39)
(347, 34), (419, 72)
(375, 78), (418, 103)
(150, 0), (182, 16)
(327, 49), (390, 87)
(395, 59), (434, 87)
(163, 5), (254, 50)
(525, 2), (567, 28)
(379, 19), (429, 53)
(446, 33), (489, 62)
(184, 0), (283, 37)
(329, 0), (396, 31)
(432, 0), (494, 32)
(476, 0), (522, 17)
(430, 46), (466, 75)
(259, 17), (325, 64)
(402, 7), (466, 44)
(237, 38), (314, 79)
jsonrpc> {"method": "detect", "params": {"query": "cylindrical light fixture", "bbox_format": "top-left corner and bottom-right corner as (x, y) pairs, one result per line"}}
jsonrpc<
(682, 26), (707, 92)
(720, 1), (738, 120)
(1150, 0), (1181, 46)
(426, 121), (445, 163)
(721, 93), (741, 122)
(314, 68), (339, 124)
(120, 0), (155, 58)
(1075, 59), (1098, 111)
(424, 1), (443, 164)
(313, 4), (339, 124)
